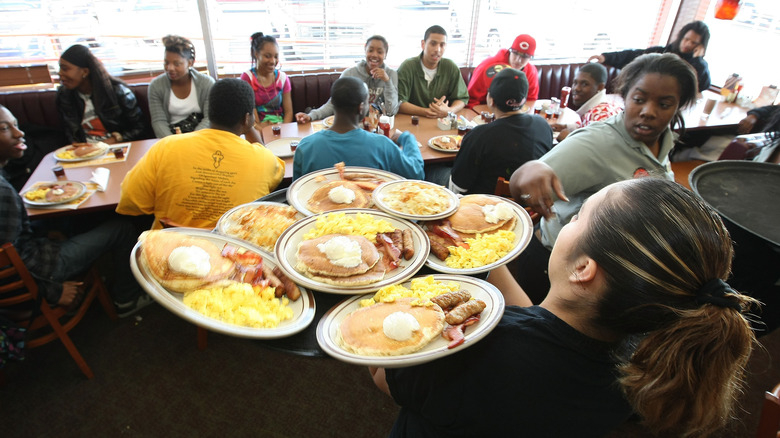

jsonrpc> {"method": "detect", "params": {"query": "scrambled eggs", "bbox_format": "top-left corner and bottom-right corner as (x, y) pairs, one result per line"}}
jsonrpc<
(361, 275), (460, 307)
(183, 281), (294, 328)
(24, 188), (49, 201)
(56, 150), (77, 159)
(446, 230), (516, 269)
(303, 212), (394, 243)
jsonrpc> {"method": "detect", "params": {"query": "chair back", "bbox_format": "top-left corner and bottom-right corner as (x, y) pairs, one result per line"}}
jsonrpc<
(756, 382), (780, 438)
(0, 242), (40, 309)
(0, 242), (117, 378)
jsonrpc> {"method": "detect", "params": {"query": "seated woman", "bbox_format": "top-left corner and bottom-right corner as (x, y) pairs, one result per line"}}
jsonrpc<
(148, 35), (215, 138)
(56, 44), (146, 144)
(371, 177), (757, 437)
(508, 53), (698, 302)
(296, 35), (399, 123)
(240, 32), (292, 127)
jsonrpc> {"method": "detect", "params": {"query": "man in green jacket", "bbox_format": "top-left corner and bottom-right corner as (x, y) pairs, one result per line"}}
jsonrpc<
(397, 25), (468, 118)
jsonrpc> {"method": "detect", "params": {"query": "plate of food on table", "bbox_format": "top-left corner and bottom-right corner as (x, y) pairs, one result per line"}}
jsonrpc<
(54, 141), (109, 162)
(274, 209), (429, 294)
(21, 181), (87, 206)
(427, 135), (463, 153)
(216, 201), (304, 258)
(372, 179), (459, 221)
(316, 274), (505, 367)
(130, 229), (315, 339)
(322, 115), (335, 128)
(422, 194), (534, 275)
(287, 162), (403, 216)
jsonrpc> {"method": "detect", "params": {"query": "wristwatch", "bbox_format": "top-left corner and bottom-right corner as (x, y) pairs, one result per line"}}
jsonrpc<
(111, 131), (123, 142)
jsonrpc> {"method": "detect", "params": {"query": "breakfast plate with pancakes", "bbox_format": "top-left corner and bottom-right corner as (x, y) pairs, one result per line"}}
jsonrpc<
(274, 209), (429, 294)
(54, 142), (109, 162)
(427, 135), (462, 153)
(322, 115), (335, 128)
(316, 274), (505, 367)
(130, 229), (315, 339)
(423, 195), (534, 275)
(216, 201), (304, 257)
(372, 180), (459, 221)
(21, 181), (87, 206)
(287, 166), (403, 216)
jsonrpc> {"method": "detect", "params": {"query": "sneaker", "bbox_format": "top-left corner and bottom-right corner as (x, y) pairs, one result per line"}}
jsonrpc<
(114, 294), (155, 318)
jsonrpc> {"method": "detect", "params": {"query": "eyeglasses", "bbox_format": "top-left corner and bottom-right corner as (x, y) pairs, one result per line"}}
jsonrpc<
(509, 49), (533, 59)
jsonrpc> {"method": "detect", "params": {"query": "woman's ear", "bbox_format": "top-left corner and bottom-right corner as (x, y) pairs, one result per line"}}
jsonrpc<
(81, 67), (90, 79)
(568, 255), (598, 285)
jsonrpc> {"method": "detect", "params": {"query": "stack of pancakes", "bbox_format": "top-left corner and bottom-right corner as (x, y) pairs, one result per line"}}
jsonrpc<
(448, 195), (517, 239)
(295, 234), (385, 286)
(140, 231), (236, 293)
(307, 181), (373, 213)
(338, 297), (445, 356)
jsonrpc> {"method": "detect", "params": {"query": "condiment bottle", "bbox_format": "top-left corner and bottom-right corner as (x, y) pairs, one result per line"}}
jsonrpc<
(378, 115), (392, 137)
(560, 87), (571, 109)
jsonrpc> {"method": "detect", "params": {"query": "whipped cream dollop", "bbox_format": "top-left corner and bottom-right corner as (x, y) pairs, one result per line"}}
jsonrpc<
(317, 235), (362, 267)
(168, 246), (211, 277)
(328, 186), (356, 204)
(383, 311), (420, 341)
(51, 188), (65, 195)
(482, 202), (514, 224)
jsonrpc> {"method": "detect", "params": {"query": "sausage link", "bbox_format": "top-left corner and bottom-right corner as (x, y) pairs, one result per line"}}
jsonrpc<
(445, 299), (486, 325)
(431, 290), (471, 309)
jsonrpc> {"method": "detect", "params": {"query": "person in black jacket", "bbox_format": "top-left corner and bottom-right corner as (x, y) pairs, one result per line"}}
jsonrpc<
(588, 21), (711, 92)
(56, 44), (146, 144)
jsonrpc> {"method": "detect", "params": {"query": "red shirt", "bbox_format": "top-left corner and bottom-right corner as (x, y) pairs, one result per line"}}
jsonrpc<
(467, 49), (539, 107)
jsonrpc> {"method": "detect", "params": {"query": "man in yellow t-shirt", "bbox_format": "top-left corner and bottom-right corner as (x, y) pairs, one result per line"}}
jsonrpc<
(117, 79), (285, 229)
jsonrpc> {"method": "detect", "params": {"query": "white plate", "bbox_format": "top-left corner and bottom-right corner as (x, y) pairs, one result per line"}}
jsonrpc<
(316, 274), (505, 367)
(322, 115), (334, 128)
(53, 144), (108, 162)
(287, 166), (404, 216)
(20, 181), (87, 206)
(215, 201), (305, 257)
(424, 195), (534, 275)
(427, 135), (462, 153)
(130, 229), (315, 339)
(372, 180), (459, 221)
(274, 209), (429, 294)
(264, 137), (302, 158)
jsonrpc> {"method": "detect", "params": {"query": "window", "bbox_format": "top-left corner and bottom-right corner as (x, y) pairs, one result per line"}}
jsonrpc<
(2, 0), (671, 79)
(702, 0), (780, 100)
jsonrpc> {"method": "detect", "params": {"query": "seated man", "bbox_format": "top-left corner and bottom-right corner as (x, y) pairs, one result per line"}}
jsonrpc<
(467, 34), (539, 109)
(0, 104), (148, 316)
(449, 68), (552, 195)
(551, 63), (622, 141)
(117, 79), (285, 229)
(292, 76), (424, 180)
(397, 25), (468, 118)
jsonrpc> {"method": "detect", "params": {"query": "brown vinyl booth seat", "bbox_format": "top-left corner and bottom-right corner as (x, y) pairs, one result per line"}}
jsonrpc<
(0, 64), (618, 134)
(287, 64), (619, 115)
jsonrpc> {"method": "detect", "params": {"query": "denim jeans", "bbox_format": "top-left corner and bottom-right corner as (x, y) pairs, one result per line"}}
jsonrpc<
(51, 217), (142, 304)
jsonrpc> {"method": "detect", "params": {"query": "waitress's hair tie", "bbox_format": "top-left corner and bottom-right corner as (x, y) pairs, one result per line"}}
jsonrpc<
(695, 279), (742, 311)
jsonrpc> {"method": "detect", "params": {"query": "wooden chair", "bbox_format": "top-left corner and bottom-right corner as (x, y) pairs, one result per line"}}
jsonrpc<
(494, 177), (540, 225)
(157, 218), (210, 351)
(756, 382), (780, 438)
(0, 242), (117, 379)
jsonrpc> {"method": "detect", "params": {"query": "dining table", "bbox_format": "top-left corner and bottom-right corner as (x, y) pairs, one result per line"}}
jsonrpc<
(260, 108), (481, 181)
(20, 139), (158, 219)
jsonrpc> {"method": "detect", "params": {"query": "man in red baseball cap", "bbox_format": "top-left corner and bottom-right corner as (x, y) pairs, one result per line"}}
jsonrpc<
(467, 34), (539, 109)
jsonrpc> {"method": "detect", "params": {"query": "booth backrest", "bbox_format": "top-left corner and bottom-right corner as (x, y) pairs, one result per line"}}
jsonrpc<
(0, 63), (619, 133)
(0, 83), (153, 139)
